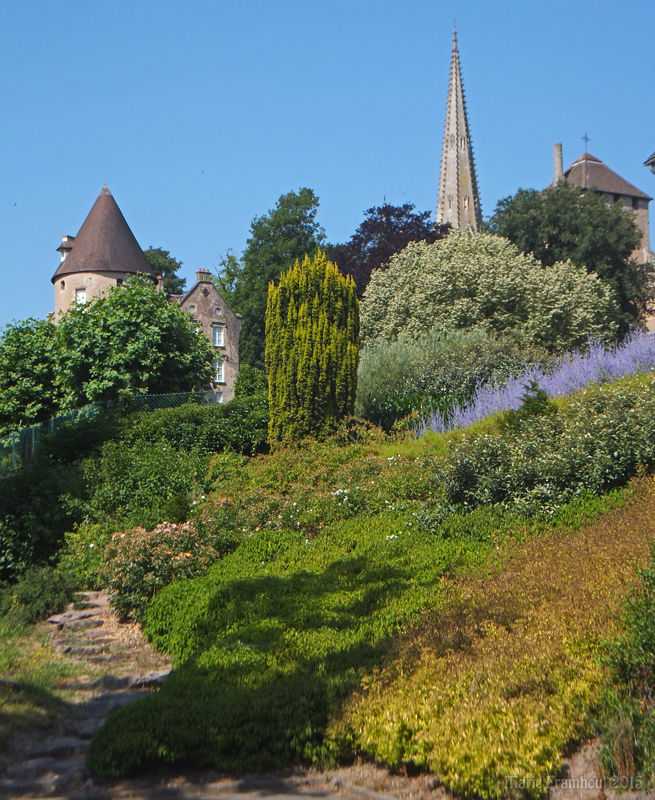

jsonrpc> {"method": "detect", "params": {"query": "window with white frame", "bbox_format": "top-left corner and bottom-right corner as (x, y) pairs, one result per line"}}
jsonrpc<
(212, 326), (224, 347)
(75, 288), (87, 304)
(214, 358), (224, 383)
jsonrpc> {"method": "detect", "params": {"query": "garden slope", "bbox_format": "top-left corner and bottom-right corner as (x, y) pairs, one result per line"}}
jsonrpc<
(88, 481), (651, 786)
(86, 376), (655, 796)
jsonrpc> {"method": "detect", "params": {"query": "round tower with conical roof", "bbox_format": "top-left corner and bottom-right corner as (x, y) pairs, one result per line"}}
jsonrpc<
(51, 186), (157, 316)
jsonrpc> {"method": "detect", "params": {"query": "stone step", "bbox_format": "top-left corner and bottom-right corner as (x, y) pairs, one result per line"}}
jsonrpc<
(47, 607), (104, 625)
(80, 636), (115, 646)
(132, 669), (171, 688)
(77, 590), (110, 606)
(62, 716), (105, 739)
(57, 617), (105, 632)
(67, 645), (108, 658)
(6, 756), (56, 777)
(28, 736), (88, 760)
(85, 652), (112, 662)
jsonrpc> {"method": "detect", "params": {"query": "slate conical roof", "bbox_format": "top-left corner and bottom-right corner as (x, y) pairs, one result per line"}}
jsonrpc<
(51, 186), (157, 283)
(436, 29), (482, 233)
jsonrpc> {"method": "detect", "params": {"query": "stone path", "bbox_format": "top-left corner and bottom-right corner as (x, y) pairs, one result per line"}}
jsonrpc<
(0, 591), (171, 799)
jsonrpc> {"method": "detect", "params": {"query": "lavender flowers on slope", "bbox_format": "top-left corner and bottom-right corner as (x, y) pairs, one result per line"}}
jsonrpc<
(419, 332), (655, 435)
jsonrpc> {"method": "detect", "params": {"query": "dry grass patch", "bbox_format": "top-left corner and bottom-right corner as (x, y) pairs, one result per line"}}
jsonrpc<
(0, 621), (97, 750)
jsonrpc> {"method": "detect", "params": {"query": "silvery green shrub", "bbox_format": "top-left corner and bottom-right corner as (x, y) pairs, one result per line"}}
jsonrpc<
(360, 230), (617, 351)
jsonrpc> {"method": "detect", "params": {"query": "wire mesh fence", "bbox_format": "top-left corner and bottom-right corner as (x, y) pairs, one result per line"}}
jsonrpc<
(0, 391), (218, 476)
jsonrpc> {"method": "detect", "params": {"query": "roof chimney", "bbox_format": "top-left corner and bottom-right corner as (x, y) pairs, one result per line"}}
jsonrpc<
(196, 269), (212, 284)
(57, 235), (75, 263)
(554, 144), (563, 183)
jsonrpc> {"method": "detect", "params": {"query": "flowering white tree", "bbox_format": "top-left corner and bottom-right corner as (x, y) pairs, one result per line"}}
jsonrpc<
(360, 230), (617, 351)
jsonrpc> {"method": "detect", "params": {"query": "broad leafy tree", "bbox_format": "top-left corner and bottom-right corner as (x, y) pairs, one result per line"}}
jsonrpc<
(266, 251), (358, 442)
(144, 247), (187, 295)
(55, 277), (215, 407)
(221, 189), (326, 370)
(360, 230), (616, 352)
(487, 182), (653, 333)
(0, 318), (62, 436)
(328, 203), (450, 297)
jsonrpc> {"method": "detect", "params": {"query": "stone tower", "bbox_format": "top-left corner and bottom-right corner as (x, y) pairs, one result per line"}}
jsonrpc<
(51, 186), (157, 316)
(436, 29), (482, 232)
(553, 146), (653, 263)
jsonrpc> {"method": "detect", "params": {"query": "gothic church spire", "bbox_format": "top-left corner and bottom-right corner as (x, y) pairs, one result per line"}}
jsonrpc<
(436, 28), (482, 232)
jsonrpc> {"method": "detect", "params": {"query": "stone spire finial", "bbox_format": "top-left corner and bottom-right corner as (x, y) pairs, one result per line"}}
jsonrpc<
(436, 29), (482, 232)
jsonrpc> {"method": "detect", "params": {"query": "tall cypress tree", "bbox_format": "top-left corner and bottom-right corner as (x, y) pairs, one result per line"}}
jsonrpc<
(265, 251), (359, 443)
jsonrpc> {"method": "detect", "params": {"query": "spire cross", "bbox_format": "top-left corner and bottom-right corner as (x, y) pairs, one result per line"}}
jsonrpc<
(582, 132), (591, 151)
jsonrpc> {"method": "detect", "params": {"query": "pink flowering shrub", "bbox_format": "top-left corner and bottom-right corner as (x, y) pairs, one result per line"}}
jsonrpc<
(105, 521), (220, 621)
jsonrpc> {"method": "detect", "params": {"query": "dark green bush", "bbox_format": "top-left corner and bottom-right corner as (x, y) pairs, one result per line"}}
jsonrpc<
(499, 379), (558, 431)
(0, 566), (78, 624)
(0, 395), (266, 582)
(35, 413), (120, 465)
(118, 397), (268, 456)
(0, 459), (86, 581)
(72, 440), (209, 531)
(233, 365), (268, 399)
(68, 399), (268, 533)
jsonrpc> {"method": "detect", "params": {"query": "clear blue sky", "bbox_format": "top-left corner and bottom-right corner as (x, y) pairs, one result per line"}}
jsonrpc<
(1, 0), (653, 330)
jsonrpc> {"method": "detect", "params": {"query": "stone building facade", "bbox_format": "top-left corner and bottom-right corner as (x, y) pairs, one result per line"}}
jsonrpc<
(174, 270), (241, 402)
(52, 186), (240, 400)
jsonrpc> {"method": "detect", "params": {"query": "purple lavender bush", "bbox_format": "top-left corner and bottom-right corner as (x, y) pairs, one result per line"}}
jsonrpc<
(418, 332), (655, 435)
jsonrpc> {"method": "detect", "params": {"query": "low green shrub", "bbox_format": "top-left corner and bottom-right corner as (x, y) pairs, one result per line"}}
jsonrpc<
(435, 379), (655, 517)
(0, 566), (78, 624)
(499, 379), (558, 431)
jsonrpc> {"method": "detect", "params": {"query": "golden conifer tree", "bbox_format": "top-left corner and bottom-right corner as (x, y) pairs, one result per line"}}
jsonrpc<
(265, 251), (358, 443)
